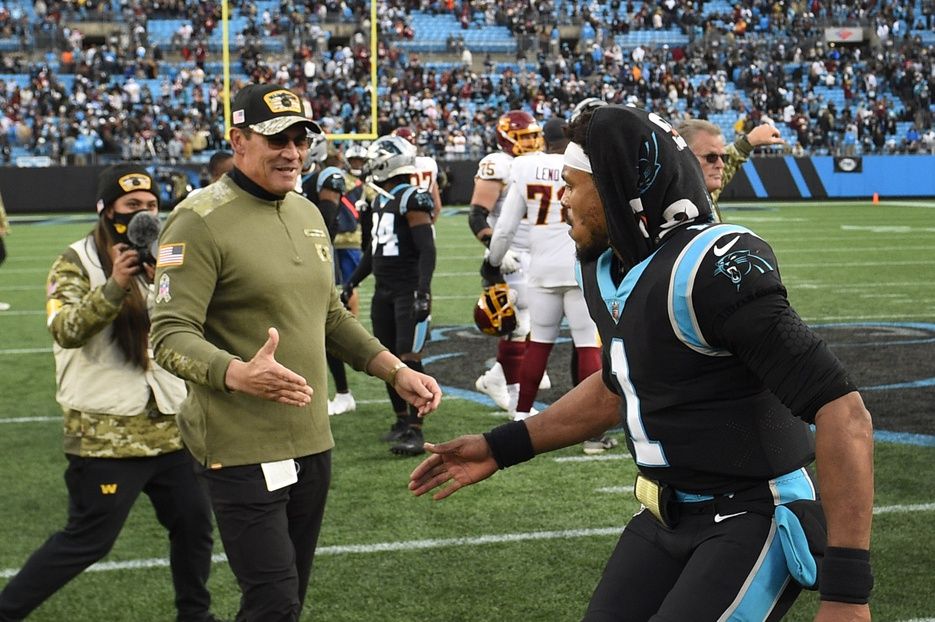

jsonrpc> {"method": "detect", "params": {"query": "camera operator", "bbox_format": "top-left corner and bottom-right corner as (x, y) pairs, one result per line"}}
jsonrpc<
(0, 165), (222, 622)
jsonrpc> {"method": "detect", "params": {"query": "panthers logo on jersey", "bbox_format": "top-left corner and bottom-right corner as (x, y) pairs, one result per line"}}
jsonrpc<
(637, 133), (661, 195)
(713, 249), (775, 290)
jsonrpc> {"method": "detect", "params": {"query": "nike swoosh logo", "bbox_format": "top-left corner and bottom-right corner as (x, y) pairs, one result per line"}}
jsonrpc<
(712, 235), (741, 257)
(713, 511), (748, 523)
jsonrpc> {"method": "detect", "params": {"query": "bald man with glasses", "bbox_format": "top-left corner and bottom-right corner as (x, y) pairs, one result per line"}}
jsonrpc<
(678, 119), (785, 221)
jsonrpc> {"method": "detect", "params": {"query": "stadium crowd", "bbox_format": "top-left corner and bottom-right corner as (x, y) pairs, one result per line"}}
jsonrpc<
(0, 0), (933, 163)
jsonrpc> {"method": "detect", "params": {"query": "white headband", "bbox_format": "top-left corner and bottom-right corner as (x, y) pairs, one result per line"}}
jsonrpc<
(563, 141), (592, 174)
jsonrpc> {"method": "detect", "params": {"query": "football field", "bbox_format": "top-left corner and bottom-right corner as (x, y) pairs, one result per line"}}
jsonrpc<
(1, 200), (933, 621)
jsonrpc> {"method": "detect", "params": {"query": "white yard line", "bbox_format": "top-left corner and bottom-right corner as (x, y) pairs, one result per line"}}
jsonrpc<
(2, 501), (931, 579)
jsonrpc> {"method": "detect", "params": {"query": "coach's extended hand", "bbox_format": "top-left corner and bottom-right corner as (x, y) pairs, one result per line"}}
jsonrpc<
(224, 327), (313, 407)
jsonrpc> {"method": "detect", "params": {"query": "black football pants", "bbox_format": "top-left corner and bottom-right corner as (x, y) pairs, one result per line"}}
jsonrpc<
(0, 450), (214, 622)
(199, 451), (331, 622)
(582, 510), (801, 621)
(370, 287), (430, 415)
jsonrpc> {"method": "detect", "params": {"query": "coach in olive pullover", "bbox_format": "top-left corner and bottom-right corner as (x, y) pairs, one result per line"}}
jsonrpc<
(151, 171), (382, 467)
(150, 83), (441, 622)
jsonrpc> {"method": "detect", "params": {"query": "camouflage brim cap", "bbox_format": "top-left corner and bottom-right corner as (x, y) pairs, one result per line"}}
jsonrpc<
(231, 84), (322, 136)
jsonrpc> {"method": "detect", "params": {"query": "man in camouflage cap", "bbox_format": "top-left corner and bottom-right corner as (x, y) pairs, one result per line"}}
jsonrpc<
(0, 165), (222, 622)
(151, 83), (442, 620)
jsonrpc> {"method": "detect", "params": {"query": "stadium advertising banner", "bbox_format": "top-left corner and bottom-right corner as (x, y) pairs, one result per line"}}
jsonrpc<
(824, 27), (864, 43)
(834, 156), (863, 173)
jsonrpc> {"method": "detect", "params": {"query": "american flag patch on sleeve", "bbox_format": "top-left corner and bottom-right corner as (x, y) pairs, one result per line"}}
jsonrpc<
(156, 243), (186, 267)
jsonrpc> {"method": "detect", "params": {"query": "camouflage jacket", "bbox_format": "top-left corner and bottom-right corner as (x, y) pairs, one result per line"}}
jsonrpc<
(710, 135), (755, 220)
(47, 240), (184, 458)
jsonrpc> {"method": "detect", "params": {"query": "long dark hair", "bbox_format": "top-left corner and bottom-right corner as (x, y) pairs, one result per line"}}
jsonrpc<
(92, 212), (150, 370)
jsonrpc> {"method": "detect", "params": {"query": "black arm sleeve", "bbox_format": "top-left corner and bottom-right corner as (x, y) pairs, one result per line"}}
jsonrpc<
(316, 199), (340, 241)
(409, 223), (436, 294)
(469, 204), (491, 240)
(347, 247), (372, 289)
(713, 292), (857, 423)
(347, 208), (372, 288)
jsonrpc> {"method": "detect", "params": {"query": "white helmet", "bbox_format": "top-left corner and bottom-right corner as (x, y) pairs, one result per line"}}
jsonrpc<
(345, 142), (370, 176)
(306, 133), (329, 166)
(570, 97), (607, 123)
(364, 135), (417, 183)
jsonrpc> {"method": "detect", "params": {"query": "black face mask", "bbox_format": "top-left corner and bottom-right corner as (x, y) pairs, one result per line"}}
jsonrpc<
(107, 211), (135, 246)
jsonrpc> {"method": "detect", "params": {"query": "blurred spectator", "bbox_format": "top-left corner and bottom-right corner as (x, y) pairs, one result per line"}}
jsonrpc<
(0, 0), (932, 163)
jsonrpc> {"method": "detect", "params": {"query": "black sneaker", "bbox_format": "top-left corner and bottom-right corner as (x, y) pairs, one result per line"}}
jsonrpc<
(390, 427), (425, 456)
(381, 418), (409, 442)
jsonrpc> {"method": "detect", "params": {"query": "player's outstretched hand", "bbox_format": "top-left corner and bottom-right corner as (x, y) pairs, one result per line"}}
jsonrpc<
(224, 327), (313, 407)
(747, 123), (786, 148)
(409, 435), (498, 501)
(393, 367), (442, 416)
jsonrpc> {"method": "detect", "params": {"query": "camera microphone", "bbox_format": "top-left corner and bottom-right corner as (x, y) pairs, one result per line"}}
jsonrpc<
(127, 211), (162, 265)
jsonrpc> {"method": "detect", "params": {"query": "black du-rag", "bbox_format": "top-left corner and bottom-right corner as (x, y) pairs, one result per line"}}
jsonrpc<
(585, 105), (715, 270)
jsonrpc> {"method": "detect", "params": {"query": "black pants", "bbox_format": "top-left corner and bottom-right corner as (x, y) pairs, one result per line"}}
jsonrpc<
(370, 287), (430, 414)
(583, 508), (801, 622)
(0, 450), (214, 622)
(199, 451), (331, 622)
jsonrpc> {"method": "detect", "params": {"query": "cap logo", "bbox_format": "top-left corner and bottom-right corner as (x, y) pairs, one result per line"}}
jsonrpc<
(233, 109), (245, 124)
(117, 173), (152, 192)
(263, 90), (302, 114)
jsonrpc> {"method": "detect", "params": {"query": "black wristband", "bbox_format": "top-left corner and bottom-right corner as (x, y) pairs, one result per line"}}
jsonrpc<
(483, 420), (534, 469)
(819, 547), (873, 604)
(480, 233), (491, 248)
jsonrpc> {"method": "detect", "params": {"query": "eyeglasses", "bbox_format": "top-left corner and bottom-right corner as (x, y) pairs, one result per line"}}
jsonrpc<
(700, 153), (728, 164)
(263, 132), (311, 150)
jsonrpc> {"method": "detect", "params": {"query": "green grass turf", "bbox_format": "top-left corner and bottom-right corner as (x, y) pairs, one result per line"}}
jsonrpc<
(0, 201), (933, 621)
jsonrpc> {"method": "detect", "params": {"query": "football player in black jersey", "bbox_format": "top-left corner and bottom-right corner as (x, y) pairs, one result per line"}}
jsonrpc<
(410, 105), (874, 621)
(345, 135), (437, 456)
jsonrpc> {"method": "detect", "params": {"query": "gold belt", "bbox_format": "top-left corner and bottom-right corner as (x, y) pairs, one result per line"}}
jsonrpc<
(634, 473), (675, 528)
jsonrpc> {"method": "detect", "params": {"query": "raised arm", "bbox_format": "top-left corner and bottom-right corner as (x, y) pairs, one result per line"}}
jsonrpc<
(409, 370), (620, 500)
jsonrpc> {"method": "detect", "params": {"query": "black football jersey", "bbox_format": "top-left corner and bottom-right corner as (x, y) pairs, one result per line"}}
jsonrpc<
(361, 183), (434, 291)
(301, 166), (346, 240)
(579, 222), (816, 493)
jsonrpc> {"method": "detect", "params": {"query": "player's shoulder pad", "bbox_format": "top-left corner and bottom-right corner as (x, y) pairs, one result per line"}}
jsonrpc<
(317, 166), (346, 193)
(398, 185), (434, 215)
(669, 224), (783, 354)
(669, 224), (779, 293)
(695, 225), (780, 293)
(476, 151), (512, 182)
(416, 155), (439, 176)
(508, 152), (546, 183)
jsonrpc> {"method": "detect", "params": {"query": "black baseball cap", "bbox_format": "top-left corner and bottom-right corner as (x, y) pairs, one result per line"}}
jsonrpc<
(231, 84), (322, 136)
(96, 164), (158, 213)
(543, 117), (568, 144)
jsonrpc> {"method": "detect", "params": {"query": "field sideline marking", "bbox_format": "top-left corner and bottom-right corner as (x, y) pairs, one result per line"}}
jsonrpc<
(4, 414), (933, 449)
(2, 503), (932, 579)
(30, 260), (884, 281)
